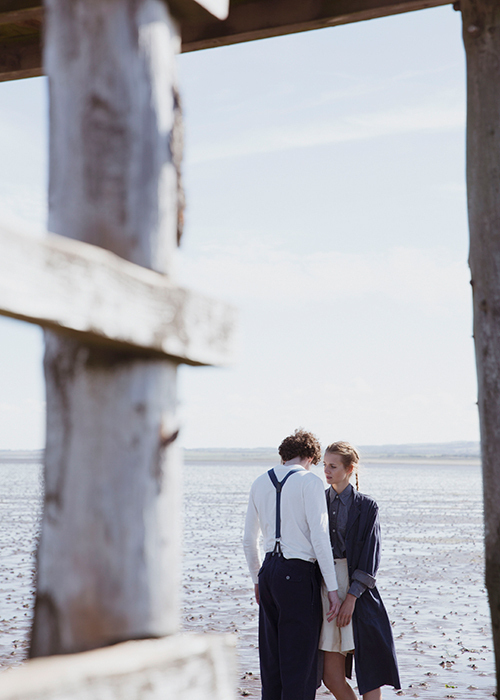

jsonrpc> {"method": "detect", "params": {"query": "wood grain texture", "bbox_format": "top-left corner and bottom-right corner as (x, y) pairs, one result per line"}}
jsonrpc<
(0, 5), (42, 24)
(462, 0), (500, 690)
(0, 635), (236, 699)
(0, 226), (236, 366)
(0, 35), (41, 81)
(30, 0), (187, 658)
(33, 332), (182, 655)
(44, 0), (181, 272)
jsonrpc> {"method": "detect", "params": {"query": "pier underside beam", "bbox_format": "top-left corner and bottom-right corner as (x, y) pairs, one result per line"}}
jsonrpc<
(0, 0), (450, 82)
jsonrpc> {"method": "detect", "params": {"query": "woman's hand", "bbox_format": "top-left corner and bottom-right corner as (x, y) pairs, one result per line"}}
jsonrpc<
(254, 583), (260, 605)
(336, 593), (356, 627)
(326, 590), (341, 621)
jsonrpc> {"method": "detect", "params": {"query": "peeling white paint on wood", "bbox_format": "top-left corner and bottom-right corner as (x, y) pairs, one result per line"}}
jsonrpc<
(0, 225), (236, 366)
(30, 0), (191, 657)
(0, 635), (236, 700)
(44, 0), (180, 274)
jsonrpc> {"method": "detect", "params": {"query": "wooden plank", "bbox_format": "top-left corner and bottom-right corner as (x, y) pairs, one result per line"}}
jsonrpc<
(0, 634), (236, 699)
(0, 0), (228, 83)
(0, 36), (42, 81)
(0, 0), (451, 82)
(0, 1), (41, 12)
(171, 0), (229, 20)
(0, 225), (235, 367)
(462, 0), (500, 690)
(178, 0), (451, 51)
(0, 5), (42, 24)
(0, 0), (227, 16)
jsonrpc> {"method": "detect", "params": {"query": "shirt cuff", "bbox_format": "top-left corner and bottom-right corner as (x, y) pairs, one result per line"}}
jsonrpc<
(352, 568), (376, 588)
(347, 580), (367, 598)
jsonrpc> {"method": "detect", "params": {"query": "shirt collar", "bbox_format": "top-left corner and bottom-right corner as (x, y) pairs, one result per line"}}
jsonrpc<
(275, 464), (306, 473)
(330, 482), (354, 504)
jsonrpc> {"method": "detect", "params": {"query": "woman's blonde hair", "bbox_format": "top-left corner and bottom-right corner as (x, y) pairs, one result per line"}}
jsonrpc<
(324, 441), (360, 490)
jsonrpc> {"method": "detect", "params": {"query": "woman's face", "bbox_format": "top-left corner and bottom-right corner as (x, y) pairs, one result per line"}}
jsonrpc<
(323, 452), (352, 488)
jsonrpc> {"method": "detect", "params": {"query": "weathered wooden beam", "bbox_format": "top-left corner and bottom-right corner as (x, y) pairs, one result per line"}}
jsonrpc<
(171, 0), (229, 20)
(0, 635), (236, 700)
(0, 0), (227, 18)
(181, 0), (451, 51)
(0, 2), (43, 81)
(0, 0), (228, 82)
(0, 225), (235, 366)
(0, 5), (42, 24)
(30, 0), (186, 658)
(0, 0), (451, 82)
(462, 0), (500, 691)
(0, 36), (41, 81)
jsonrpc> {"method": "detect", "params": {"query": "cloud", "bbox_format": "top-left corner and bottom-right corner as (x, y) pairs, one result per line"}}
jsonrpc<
(179, 243), (471, 314)
(187, 96), (465, 164)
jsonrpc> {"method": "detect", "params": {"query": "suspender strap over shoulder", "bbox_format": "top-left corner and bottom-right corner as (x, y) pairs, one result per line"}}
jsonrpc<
(267, 468), (301, 555)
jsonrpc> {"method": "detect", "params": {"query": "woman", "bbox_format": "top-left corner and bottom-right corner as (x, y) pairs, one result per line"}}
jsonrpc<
(319, 442), (401, 700)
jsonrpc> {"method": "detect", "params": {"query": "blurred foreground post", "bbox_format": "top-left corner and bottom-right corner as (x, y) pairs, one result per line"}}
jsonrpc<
(31, 0), (184, 656)
(462, 0), (500, 689)
(0, 0), (236, 694)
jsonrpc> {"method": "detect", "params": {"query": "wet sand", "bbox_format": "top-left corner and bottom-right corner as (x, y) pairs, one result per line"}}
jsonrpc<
(0, 460), (496, 699)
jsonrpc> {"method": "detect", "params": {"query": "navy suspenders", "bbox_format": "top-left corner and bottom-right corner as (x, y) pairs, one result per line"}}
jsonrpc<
(267, 468), (301, 555)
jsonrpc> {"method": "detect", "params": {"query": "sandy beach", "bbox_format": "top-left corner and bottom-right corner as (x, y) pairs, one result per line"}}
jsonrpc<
(0, 459), (496, 699)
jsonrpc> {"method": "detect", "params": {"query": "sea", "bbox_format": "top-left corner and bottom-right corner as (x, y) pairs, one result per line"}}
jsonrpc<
(0, 459), (495, 699)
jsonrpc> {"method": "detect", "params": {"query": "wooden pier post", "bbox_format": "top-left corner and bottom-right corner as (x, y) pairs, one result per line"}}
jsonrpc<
(31, 0), (184, 656)
(462, 0), (500, 687)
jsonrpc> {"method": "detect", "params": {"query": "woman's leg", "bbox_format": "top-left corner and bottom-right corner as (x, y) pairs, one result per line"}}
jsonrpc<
(363, 689), (382, 700)
(322, 651), (358, 700)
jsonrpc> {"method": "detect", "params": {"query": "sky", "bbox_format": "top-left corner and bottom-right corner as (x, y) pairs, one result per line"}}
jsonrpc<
(0, 5), (479, 449)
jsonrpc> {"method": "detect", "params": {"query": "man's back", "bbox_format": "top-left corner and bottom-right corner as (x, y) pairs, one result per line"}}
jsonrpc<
(242, 430), (339, 700)
(243, 465), (336, 589)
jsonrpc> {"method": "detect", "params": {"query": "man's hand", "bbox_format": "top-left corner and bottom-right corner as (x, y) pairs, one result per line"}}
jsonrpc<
(326, 589), (341, 621)
(336, 593), (356, 627)
(254, 583), (260, 605)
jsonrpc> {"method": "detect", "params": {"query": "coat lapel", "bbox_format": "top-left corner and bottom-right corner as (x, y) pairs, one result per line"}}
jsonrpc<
(346, 488), (361, 536)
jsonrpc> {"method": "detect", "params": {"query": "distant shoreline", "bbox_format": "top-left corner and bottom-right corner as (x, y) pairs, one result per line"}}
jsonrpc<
(0, 443), (481, 466)
(0, 450), (44, 464)
(182, 442), (481, 465)
(362, 456), (480, 466)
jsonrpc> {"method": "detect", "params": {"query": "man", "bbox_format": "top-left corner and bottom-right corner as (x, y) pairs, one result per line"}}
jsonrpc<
(243, 429), (341, 700)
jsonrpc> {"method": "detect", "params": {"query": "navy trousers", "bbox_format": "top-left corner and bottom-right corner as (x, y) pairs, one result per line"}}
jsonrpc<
(258, 553), (322, 700)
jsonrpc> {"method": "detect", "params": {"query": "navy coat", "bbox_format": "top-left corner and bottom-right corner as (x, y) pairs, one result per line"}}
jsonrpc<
(327, 488), (401, 695)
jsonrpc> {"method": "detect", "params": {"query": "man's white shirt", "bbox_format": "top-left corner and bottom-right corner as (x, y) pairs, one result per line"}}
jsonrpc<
(243, 465), (338, 591)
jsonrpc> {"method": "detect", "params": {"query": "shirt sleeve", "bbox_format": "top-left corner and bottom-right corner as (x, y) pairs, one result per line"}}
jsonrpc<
(304, 476), (338, 591)
(347, 580), (367, 598)
(243, 486), (262, 585)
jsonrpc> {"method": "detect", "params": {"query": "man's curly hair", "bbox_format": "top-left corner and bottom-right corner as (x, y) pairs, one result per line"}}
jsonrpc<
(278, 428), (322, 465)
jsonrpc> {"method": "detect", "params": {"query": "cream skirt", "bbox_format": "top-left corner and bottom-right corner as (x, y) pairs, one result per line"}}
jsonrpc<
(319, 558), (355, 655)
